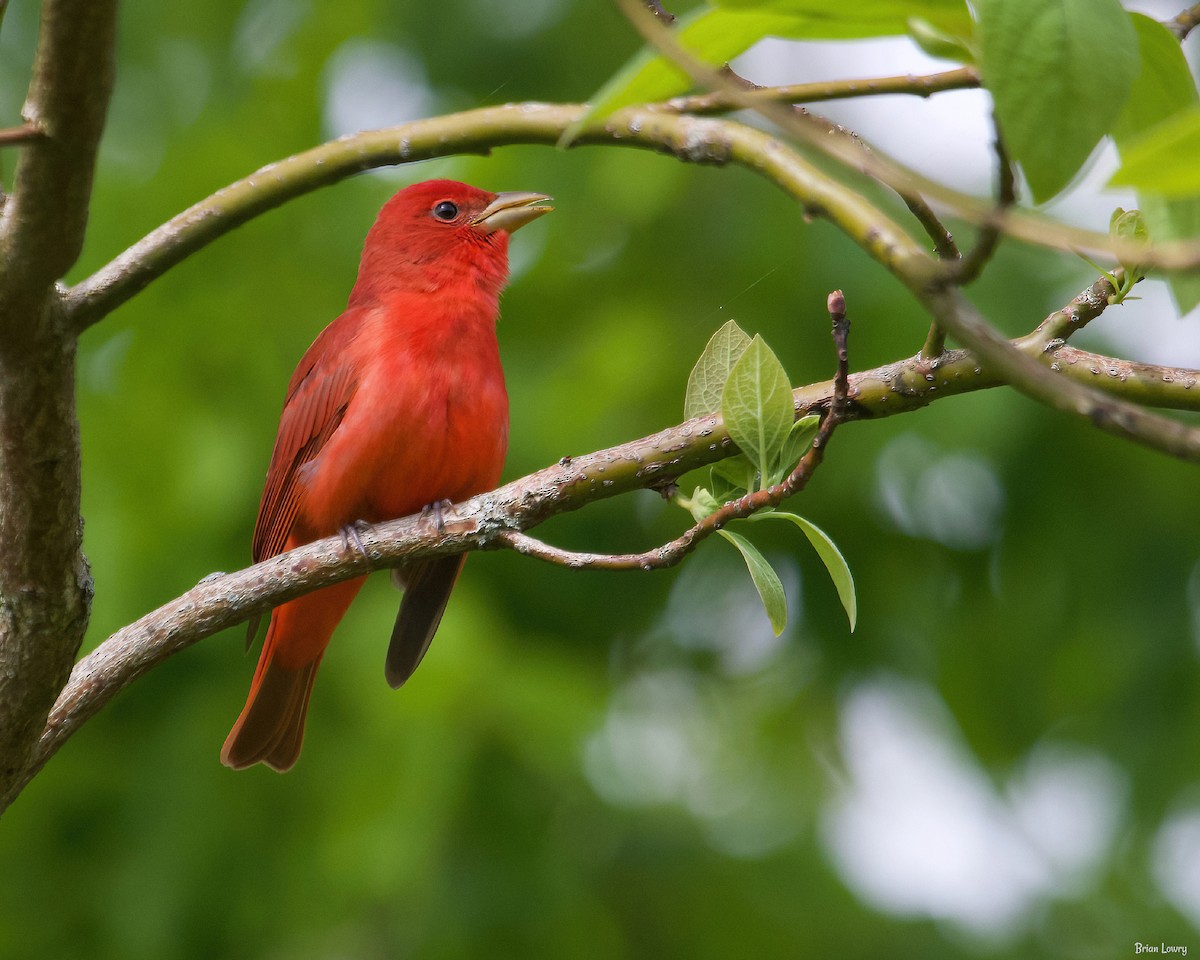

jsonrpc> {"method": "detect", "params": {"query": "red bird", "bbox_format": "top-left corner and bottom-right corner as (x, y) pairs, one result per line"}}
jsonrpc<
(221, 179), (551, 771)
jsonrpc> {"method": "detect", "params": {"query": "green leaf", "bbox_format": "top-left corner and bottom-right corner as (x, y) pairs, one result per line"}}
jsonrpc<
(978, 0), (1138, 203)
(1113, 14), (1198, 141)
(715, 0), (972, 36)
(570, 0), (972, 137)
(1082, 208), (1147, 303)
(721, 334), (795, 489)
(568, 7), (803, 137)
(777, 413), (821, 476)
(711, 455), (756, 497)
(1110, 207), (1148, 245)
(684, 319), (752, 419)
(719, 529), (788, 635)
(1110, 14), (1200, 313)
(907, 16), (976, 64)
(681, 486), (722, 521)
(752, 511), (856, 630)
(1109, 107), (1200, 198)
(1141, 195), (1200, 313)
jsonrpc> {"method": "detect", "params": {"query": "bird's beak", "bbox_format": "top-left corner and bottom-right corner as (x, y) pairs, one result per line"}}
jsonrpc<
(472, 191), (553, 235)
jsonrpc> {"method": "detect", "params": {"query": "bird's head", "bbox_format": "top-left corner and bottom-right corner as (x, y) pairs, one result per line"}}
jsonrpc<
(351, 179), (553, 303)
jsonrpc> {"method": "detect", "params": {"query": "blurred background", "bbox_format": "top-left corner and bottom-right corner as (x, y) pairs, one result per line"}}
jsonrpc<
(2, 0), (1199, 957)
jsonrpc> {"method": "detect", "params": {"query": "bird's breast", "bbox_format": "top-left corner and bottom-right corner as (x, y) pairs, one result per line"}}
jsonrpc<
(297, 299), (509, 534)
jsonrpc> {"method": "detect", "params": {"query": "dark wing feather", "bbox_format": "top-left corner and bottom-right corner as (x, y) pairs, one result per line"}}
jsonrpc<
(385, 555), (466, 689)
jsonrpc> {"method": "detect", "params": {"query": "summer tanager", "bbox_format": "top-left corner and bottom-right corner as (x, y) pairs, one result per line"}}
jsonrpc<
(221, 179), (551, 772)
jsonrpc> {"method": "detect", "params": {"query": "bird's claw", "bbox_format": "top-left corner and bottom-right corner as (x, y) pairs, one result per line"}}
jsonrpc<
(420, 499), (455, 534)
(340, 519), (372, 558)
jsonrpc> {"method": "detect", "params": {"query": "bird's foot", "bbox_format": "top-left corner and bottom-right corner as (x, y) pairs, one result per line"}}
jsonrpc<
(420, 499), (455, 534)
(339, 519), (373, 558)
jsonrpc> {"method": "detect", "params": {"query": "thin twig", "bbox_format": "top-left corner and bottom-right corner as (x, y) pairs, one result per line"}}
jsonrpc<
(608, 1), (1200, 463)
(923, 284), (1200, 462)
(499, 291), (852, 571)
(918, 128), (1015, 359)
(0, 122), (45, 147)
(1032, 270), (1123, 342)
(943, 128), (1016, 286)
(1168, 2), (1200, 39)
(908, 200), (958, 360)
(642, 0), (675, 24)
(669, 67), (980, 115)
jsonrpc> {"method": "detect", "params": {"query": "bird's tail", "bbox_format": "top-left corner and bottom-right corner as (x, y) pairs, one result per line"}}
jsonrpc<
(221, 576), (366, 772)
(385, 554), (466, 689)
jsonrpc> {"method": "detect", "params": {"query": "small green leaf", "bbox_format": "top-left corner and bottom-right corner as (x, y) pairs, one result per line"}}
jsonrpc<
(1097, 207), (1149, 301)
(752, 511), (857, 630)
(722, 334), (795, 489)
(777, 414), (821, 477)
(978, 0), (1138, 202)
(1110, 107), (1200, 198)
(711, 454), (756, 496)
(1110, 15), (1200, 313)
(907, 16), (976, 64)
(1110, 207), (1148, 245)
(719, 529), (788, 635)
(685, 319), (752, 419)
(679, 486), (722, 521)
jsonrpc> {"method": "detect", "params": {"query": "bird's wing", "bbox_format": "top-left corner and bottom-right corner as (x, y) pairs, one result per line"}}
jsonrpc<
(252, 320), (360, 563)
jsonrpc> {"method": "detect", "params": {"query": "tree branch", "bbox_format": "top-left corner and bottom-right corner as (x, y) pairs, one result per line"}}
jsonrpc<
(922, 284), (1200, 462)
(0, 122), (45, 147)
(64, 104), (931, 330)
(666, 67), (981, 114)
(0, 0), (117, 328)
(917, 129), (1015, 360)
(0, 0), (116, 811)
(940, 130), (1016, 286)
(18, 275), (1200, 800)
(500, 290), (852, 571)
(10, 12), (1196, 805)
(1168, 3), (1200, 39)
(67, 93), (1200, 336)
(611, 0), (1200, 274)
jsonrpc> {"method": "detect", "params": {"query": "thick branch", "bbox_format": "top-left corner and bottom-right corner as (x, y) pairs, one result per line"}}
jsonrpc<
(0, 0), (115, 809)
(65, 104), (931, 330)
(0, 0), (117, 328)
(1043, 344), (1200, 405)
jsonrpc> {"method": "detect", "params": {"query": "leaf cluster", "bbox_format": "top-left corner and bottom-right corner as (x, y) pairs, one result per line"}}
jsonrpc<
(678, 319), (856, 634)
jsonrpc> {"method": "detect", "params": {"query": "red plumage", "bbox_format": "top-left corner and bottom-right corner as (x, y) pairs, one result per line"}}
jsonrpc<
(221, 179), (551, 771)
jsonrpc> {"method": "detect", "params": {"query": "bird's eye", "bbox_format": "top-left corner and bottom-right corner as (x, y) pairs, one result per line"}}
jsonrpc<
(432, 200), (459, 221)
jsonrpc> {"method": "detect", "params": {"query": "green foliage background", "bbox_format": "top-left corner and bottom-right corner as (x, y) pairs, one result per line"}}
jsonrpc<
(2, 1), (1199, 957)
